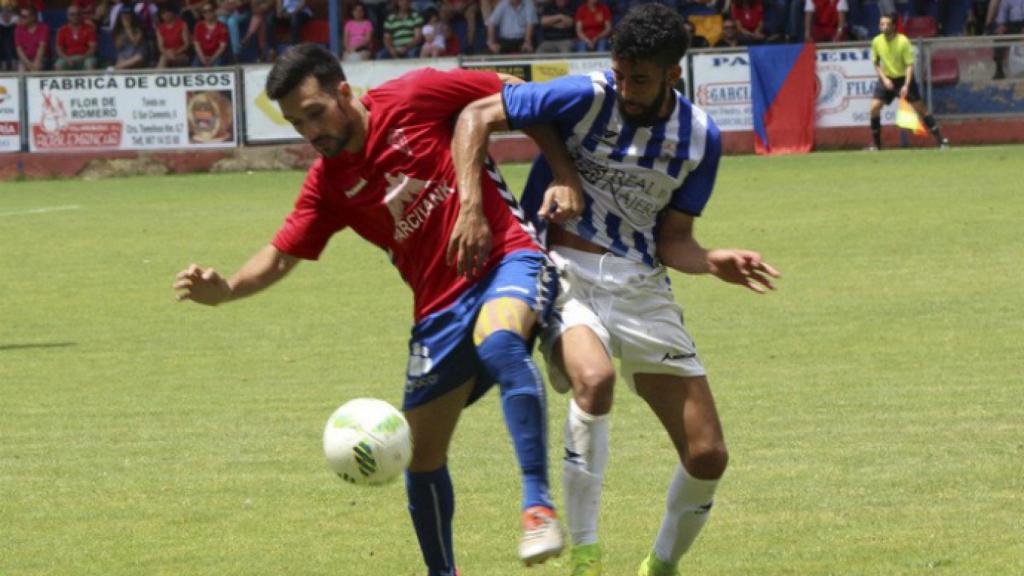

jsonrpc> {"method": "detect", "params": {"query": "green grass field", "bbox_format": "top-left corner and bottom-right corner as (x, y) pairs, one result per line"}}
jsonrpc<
(2, 146), (1023, 576)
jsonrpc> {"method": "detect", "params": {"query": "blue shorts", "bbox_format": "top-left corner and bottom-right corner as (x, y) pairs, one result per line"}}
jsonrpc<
(402, 249), (557, 411)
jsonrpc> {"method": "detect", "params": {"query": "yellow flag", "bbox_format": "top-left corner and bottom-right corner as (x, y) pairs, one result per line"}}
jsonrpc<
(896, 99), (927, 136)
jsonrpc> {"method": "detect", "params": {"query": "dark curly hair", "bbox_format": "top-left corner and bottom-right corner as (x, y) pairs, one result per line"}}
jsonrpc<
(265, 44), (347, 101)
(611, 4), (690, 69)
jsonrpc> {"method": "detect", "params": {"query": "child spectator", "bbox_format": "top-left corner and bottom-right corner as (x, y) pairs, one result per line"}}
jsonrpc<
(55, 5), (98, 70)
(574, 0), (611, 51)
(14, 5), (47, 70)
(420, 8), (449, 56)
(155, 5), (190, 67)
(112, 7), (147, 68)
(193, 0), (228, 65)
(342, 2), (373, 61)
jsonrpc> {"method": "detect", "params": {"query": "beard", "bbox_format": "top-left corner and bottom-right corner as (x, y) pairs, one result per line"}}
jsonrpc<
(617, 80), (669, 127)
(313, 134), (347, 158)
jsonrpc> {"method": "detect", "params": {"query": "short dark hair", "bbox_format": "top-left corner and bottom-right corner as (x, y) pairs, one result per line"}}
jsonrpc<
(611, 4), (689, 69)
(265, 44), (347, 101)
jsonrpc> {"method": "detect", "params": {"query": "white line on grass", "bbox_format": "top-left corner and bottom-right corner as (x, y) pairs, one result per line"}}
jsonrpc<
(0, 205), (82, 217)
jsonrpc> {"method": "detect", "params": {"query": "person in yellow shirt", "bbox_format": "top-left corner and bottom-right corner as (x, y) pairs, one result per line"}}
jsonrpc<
(868, 13), (949, 150)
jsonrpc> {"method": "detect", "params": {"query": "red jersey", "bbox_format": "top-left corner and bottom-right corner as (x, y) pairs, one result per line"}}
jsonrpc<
(575, 2), (611, 41)
(158, 18), (187, 51)
(194, 20), (228, 56)
(56, 23), (96, 57)
(272, 68), (540, 321)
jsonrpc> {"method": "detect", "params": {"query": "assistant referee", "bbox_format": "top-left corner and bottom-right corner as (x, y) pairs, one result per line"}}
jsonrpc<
(868, 13), (949, 150)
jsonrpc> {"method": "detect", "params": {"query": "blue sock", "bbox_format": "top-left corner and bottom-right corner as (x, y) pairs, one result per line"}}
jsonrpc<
(406, 466), (457, 576)
(477, 330), (552, 510)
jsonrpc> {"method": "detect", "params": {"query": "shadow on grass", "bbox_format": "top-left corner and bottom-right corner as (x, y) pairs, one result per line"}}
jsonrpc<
(0, 342), (77, 351)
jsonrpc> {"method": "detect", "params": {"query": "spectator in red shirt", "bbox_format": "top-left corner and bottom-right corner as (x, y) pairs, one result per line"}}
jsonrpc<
(804, 0), (847, 42)
(731, 0), (766, 43)
(574, 0), (611, 52)
(15, 6), (48, 71)
(193, 1), (228, 66)
(55, 6), (98, 70)
(156, 5), (190, 67)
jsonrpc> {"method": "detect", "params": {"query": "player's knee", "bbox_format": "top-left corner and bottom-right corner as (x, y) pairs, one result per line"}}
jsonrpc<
(684, 441), (729, 480)
(572, 367), (615, 414)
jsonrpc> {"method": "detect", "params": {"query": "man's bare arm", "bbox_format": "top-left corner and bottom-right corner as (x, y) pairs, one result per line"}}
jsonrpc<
(173, 244), (299, 305)
(657, 210), (780, 293)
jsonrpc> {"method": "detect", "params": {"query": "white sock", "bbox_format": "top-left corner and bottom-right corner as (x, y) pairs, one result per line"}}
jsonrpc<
(652, 464), (719, 565)
(562, 399), (609, 546)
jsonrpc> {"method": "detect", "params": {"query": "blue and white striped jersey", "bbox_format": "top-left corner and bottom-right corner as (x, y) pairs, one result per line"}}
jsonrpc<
(503, 71), (721, 268)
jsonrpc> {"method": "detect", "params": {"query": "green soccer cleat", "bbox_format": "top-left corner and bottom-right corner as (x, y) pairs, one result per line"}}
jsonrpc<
(637, 552), (679, 576)
(570, 543), (603, 576)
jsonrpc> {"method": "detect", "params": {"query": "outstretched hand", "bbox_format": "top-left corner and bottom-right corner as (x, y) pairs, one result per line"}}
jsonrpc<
(173, 264), (232, 305)
(538, 181), (583, 224)
(707, 249), (780, 293)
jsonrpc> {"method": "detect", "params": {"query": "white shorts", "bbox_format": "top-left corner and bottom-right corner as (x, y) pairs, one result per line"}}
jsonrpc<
(542, 246), (706, 393)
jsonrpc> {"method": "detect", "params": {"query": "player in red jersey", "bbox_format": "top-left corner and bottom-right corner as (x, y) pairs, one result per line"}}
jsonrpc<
(173, 45), (583, 574)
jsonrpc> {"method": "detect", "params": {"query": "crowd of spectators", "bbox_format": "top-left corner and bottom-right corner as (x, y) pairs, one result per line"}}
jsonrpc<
(0, 0), (1021, 70)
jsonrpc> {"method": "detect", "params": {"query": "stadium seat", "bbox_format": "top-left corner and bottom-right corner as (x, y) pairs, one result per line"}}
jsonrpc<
(930, 52), (960, 87)
(904, 16), (937, 38)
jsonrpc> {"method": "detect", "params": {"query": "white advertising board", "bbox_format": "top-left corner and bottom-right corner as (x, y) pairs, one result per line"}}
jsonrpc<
(26, 70), (237, 152)
(244, 58), (461, 143)
(692, 46), (900, 132)
(0, 77), (21, 153)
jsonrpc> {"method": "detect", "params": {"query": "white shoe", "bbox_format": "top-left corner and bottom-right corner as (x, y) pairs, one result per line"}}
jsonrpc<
(518, 506), (565, 566)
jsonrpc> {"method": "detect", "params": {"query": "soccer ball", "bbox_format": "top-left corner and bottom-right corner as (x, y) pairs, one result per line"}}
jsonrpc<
(323, 398), (413, 486)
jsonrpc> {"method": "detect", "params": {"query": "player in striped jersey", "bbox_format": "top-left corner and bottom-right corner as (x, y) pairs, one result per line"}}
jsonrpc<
(455, 5), (780, 575)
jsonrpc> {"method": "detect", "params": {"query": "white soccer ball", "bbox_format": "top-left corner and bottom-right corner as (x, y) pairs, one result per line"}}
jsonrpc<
(323, 398), (413, 486)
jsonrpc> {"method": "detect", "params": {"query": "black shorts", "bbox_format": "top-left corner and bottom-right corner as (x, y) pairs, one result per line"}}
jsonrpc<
(873, 76), (922, 105)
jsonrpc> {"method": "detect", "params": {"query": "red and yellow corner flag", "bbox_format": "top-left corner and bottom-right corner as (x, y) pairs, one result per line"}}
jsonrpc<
(896, 99), (927, 136)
